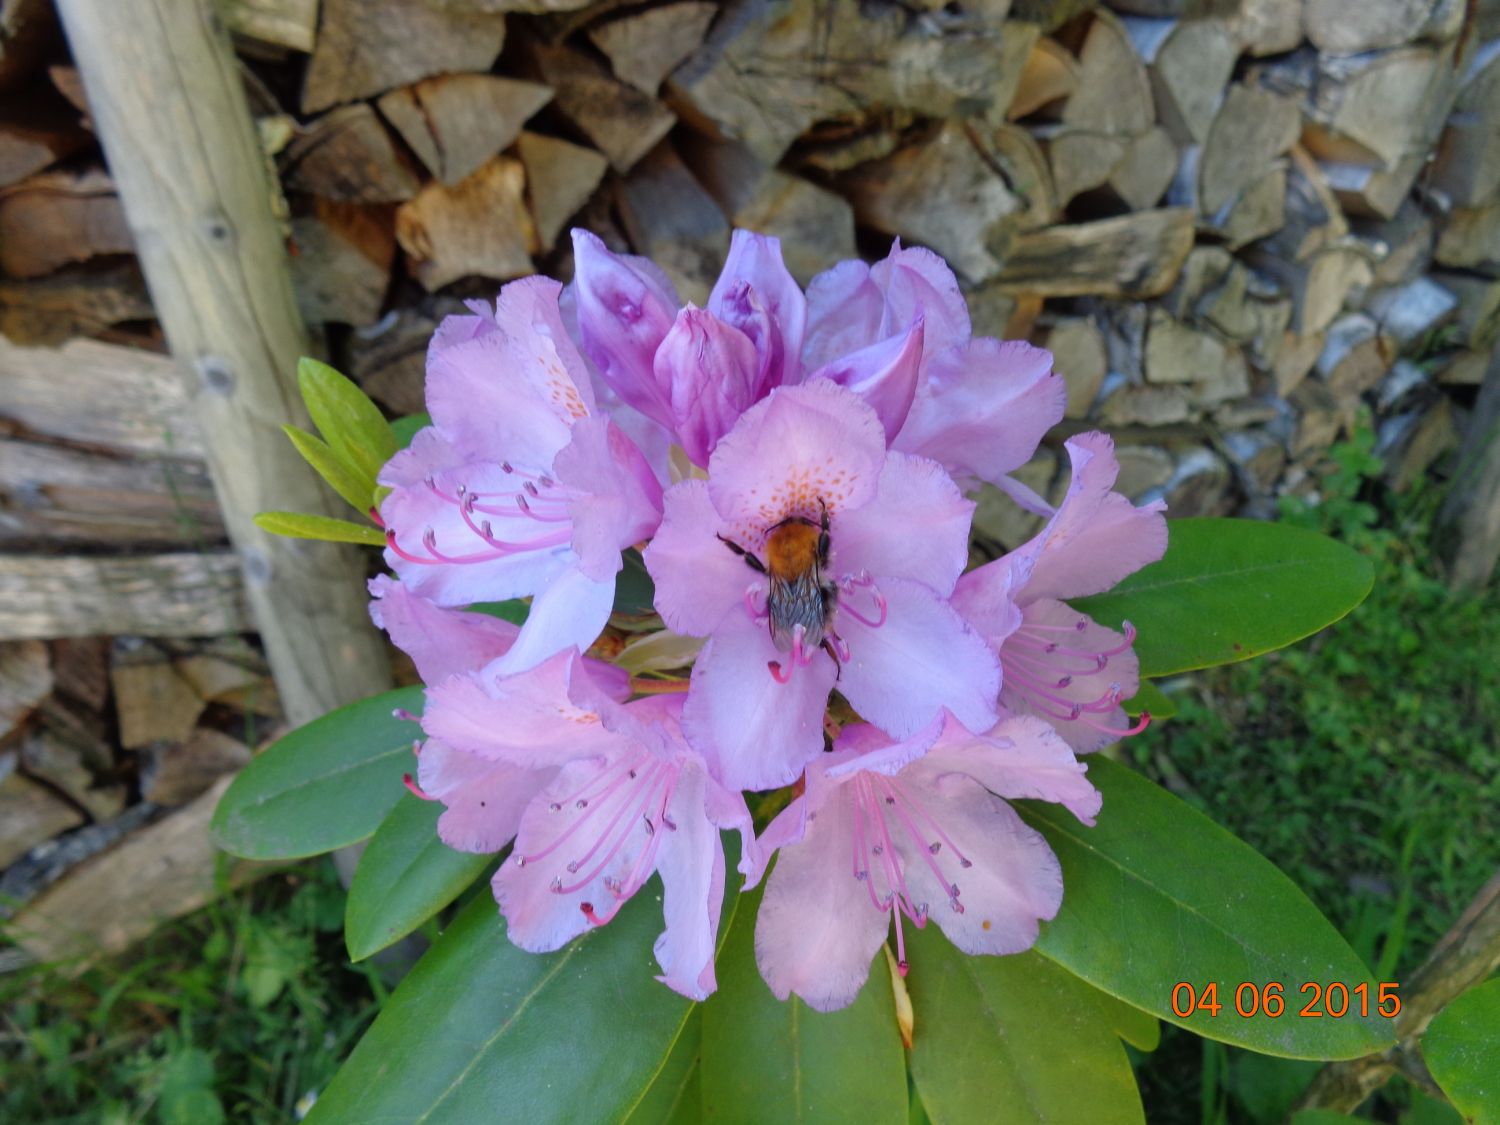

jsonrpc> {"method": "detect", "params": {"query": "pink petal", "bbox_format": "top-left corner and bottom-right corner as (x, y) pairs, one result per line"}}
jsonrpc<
(836, 577), (1000, 740)
(709, 230), (807, 390)
(811, 317), (923, 441)
(825, 715), (946, 780)
(895, 339), (1066, 489)
(422, 649), (622, 766)
(416, 739), (551, 853)
(802, 259), (886, 371)
(895, 766), (1063, 956)
(652, 764), (727, 1000)
(925, 714), (1102, 824)
(832, 453), (973, 597)
(368, 575), (517, 682)
(1012, 432), (1169, 603)
(488, 564), (617, 677)
(656, 307), (762, 466)
(951, 555), (1026, 649)
(868, 240), (970, 362)
(754, 790), (892, 1011)
(492, 275), (599, 416)
(682, 611), (836, 792)
(570, 229), (677, 428)
(706, 381), (886, 533)
(642, 480), (748, 637)
(999, 598), (1139, 754)
(553, 417), (664, 582)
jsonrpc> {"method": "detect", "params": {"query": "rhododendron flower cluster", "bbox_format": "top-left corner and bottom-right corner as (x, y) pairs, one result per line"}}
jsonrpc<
(370, 229), (1167, 1009)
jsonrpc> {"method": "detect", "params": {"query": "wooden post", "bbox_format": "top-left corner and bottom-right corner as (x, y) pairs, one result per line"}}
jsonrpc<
(55, 0), (391, 724)
(1436, 350), (1500, 594)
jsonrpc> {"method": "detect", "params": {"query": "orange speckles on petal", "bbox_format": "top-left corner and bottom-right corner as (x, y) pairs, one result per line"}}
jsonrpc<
(981, 919), (992, 931)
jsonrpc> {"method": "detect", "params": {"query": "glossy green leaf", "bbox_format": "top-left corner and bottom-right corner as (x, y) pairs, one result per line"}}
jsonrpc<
(467, 599), (531, 625)
(344, 794), (493, 962)
(615, 549), (658, 615)
(1016, 758), (1395, 1059)
(211, 687), (422, 860)
(1290, 1110), (1365, 1124)
(297, 357), (398, 484)
(391, 411), (432, 450)
(1123, 680), (1175, 720)
(1423, 977), (1500, 1122)
(1071, 518), (1375, 677)
(907, 934), (1144, 1124)
(623, 1009), (702, 1125)
(283, 424), (375, 514)
(307, 874), (734, 1125)
(1084, 980), (1161, 1052)
(700, 879), (907, 1124)
(253, 510), (385, 546)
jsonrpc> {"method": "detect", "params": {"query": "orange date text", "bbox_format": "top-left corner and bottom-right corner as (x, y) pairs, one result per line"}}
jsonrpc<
(1169, 981), (1400, 1019)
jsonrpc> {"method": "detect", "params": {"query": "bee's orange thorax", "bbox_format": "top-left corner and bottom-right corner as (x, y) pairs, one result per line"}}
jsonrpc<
(765, 521), (820, 580)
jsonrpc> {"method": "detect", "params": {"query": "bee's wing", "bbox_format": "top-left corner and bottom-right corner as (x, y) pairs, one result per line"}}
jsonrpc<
(768, 570), (829, 650)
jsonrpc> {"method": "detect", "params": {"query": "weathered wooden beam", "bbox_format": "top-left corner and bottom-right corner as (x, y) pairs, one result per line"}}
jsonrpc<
(55, 0), (390, 723)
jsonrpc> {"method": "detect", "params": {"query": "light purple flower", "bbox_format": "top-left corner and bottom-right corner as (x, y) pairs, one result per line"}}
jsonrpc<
(572, 228), (806, 465)
(643, 379), (1000, 792)
(377, 276), (663, 674)
(803, 240), (1068, 504)
(954, 432), (1169, 753)
(748, 714), (1100, 1012)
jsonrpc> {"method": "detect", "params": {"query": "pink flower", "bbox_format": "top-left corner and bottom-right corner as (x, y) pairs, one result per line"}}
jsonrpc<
(803, 240), (1068, 507)
(377, 277), (663, 674)
(393, 611), (751, 1001)
(749, 715), (1100, 1012)
(954, 433), (1169, 753)
(572, 229), (806, 465)
(643, 379), (1000, 792)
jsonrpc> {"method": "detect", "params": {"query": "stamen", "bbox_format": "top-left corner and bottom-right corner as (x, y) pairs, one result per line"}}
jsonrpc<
(392, 707), (418, 722)
(522, 759), (651, 866)
(768, 659), (793, 684)
(368, 506), (385, 528)
(552, 767), (669, 895)
(828, 632), (851, 663)
(837, 577), (888, 629)
(744, 585), (768, 624)
(402, 773), (436, 801)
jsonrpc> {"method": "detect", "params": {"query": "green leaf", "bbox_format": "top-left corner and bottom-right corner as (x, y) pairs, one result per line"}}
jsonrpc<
(1423, 976), (1500, 1122)
(297, 357), (398, 483)
(700, 879), (907, 1124)
(283, 424), (376, 515)
(211, 687), (422, 860)
(615, 548), (658, 615)
(623, 1009), (702, 1125)
(907, 933), (1144, 1124)
(307, 872), (735, 1125)
(1016, 758), (1395, 1059)
(391, 411), (433, 450)
(1071, 518), (1375, 677)
(344, 795), (494, 962)
(254, 510), (385, 546)
(467, 599), (531, 625)
(1123, 680), (1175, 720)
(1085, 981), (1161, 1052)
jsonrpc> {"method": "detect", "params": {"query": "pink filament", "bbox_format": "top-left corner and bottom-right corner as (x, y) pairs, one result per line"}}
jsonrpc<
(403, 773), (436, 801)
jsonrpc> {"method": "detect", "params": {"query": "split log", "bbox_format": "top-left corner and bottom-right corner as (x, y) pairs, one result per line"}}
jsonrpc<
(0, 754), (84, 870)
(9, 775), (278, 965)
(1245, 245), (1375, 335)
(1298, 46), (1454, 171)
(19, 697), (123, 820)
(111, 642), (206, 748)
(282, 104), (420, 203)
(1008, 36), (1079, 120)
(962, 286), (1017, 341)
(0, 168), (133, 279)
(1108, 127), (1178, 211)
(51, 636), (110, 712)
(991, 208), (1195, 298)
(616, 142), (729, 303)
(48, 65), (90, 122)
(1158, 448), (1234, 518)
(1432, 271), (1500, 352)
(301, 0), (507, 113)
(0, 262), (153, 346)
(0, 336), (200, 458)
(1144, 309), (1227, 386)
(140, 728), (251, 806)
(1438, 349), (1489, 386)
(1436, 201), (1500, 274)
(396, 157), (535, 291)
(1231, 0), (1301, 57)
(1163, 244), (1233, 320)
(1436, 349), (1500, 591)
(516, 131), (609, 254)
(1215, 167), (1288, 250)
(1429, 41), (1500, 207)
(796, 114), (912, 175)
(1387, 397), (1458, 492)
(1288, 378), (1352, 458)
(1375, 357), (1430, 411)
(971, 448), (1058, 550)
(1223, 428), (1287, 497)
(587, 1), (718, 95)
(1196, 260), (1259, 342)
(1366, 276), (1458, 346)
(349, 308), (437, 416)
(986, 125), (1057, 231)
(534, 44), (676, 174)
(1041, 127), (1128, 209)
(0, 640), (51, 741)
(1062, 10), (1155, 135)
(377, 75), (552, 186)
(1105, 0), (1237, 15)
(1352, 202), (1435, 287)
(221, 0), (318, 53)
(290, 200), (394, 326)
(717, 169), (857, 285)
(1304, 0), (1444, 55)
(1274, 329), (1326, 396)
(0, 552), (250, 640)
(843, 121), (1021, 284)
(1197, 83), (1300, 220)
(0, 99), (87, 187)
(1123, 15), (1238, 145)
(1259, 146), (1347, 263)
(1099, 383), (1194, 427)
(1045, 316), (1109, 418)
(0, 438), (223, 547)
(1113, 443), (1176, 497)
(1314, 314), (1395, 400)
(1245, 294), (1293, 373)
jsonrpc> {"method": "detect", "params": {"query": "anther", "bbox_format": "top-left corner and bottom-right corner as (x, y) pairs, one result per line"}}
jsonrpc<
(392, 707), (418, 722)
(959, 858), (973, 869)
(768, 660), (792, 684)
(576, 798), (588, 809)
(549, 802), (562, 812)
(928, 842), (941, 855)
(402, 774), (436, 801)
(898, 960), (910, 977)
(550, 877), (563, 892)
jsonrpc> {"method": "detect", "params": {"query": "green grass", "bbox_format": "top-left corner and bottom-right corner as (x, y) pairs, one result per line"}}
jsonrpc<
(1132, 428), (1500, 1123)
(1, 861), (383, 1124)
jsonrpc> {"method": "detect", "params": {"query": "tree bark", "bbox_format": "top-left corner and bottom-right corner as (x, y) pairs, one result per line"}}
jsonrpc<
(55, 0), (390, 725)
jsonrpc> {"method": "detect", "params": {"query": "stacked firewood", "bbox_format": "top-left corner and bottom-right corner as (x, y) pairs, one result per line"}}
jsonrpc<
(2, 0), (1497, 954)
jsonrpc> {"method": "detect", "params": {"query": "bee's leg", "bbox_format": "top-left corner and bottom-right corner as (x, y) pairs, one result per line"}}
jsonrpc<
(717, 533), (767, 574)
(817, 498), (831, 569)
(820, 637), (843, 681)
